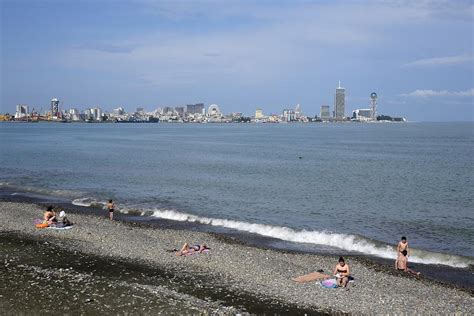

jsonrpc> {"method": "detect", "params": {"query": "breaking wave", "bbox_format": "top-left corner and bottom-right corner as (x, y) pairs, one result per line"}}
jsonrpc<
(145, 208), (473, 268)
(72, 197), (106, 208)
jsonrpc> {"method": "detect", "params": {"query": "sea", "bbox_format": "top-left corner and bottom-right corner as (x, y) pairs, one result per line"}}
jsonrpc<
(1, 122), (473, 269)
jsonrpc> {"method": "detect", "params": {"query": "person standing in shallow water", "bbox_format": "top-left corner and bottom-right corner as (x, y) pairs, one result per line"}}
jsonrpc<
(397, 236), (409, 258)
(107, 200), (115, 220)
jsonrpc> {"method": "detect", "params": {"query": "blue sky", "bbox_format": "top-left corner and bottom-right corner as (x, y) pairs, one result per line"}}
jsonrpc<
(1, 0), (473, 121)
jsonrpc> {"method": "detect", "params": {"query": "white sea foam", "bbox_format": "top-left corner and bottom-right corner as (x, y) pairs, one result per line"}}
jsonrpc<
(148, 208), (473, 268)
(72, 198), (93, 207)
(72, 197), (105, 208)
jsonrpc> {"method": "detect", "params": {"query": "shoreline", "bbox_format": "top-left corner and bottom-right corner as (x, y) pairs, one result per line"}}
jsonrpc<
(1, 200), (473, 314)
(1, 188), (473, 290)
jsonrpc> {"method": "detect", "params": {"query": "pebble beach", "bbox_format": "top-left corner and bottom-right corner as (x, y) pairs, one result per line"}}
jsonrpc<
(1, 201), (473, 314)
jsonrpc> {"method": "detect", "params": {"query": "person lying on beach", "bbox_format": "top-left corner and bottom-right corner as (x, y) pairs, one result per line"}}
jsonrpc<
(43, 206), (57, 225)
(397, 236), (409, 257)
(333, 257), (350, 288)
(395, 250), (420, 276)
(292, 270), (330, 283)
(175, 243), (210, 256)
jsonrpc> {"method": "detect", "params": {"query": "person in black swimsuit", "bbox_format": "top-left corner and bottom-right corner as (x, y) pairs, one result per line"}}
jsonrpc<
(107, 199), (115, 220)
(333, 256), (350, 287)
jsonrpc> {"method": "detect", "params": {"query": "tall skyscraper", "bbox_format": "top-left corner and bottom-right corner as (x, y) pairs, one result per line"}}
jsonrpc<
(320, 105), (330, 120)
(334, 81), (345, 120)
(51, 98), (59, 117)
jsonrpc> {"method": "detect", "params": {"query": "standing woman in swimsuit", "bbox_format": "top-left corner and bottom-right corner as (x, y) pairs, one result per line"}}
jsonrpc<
(107, 199), (115, 220)
(333, 256), (350, 287)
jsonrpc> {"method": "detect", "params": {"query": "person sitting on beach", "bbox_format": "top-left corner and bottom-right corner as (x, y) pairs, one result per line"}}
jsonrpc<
(175, 243), (210, 256)
(397, 236), (409, 258)
(43, 206), (57, 225)
(58, 211), (73, 226)
(395, 250), (420, 276)
(333, 256), (350, 288)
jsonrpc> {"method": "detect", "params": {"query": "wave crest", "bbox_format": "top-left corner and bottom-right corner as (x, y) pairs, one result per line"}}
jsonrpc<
(148, 208), (473, 268)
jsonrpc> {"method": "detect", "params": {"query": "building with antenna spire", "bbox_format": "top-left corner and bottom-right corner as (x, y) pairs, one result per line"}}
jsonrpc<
(334, 81), (346, 120)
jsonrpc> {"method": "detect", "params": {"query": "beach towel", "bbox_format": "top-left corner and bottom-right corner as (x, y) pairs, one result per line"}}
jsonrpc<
(293, 272), (330, 283)
(47, 225), (73, 230)
(320, 279), (338, 288)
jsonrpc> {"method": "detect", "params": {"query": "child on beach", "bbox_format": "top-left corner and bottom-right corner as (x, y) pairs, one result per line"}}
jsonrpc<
(107, 200), (115, 220)
(397, 236), (409, 258)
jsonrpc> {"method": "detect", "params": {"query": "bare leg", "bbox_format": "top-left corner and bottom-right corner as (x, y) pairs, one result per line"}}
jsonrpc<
(341, 277), (349, 287)
(109, 211), (113, 220)
(407, 268), (420, 277)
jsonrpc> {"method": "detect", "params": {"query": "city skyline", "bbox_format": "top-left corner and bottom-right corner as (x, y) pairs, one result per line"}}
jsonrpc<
(2, 0), (473, 121)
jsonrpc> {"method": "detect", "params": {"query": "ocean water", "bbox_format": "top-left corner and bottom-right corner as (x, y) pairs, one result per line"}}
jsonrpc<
(1, 122), (473, 267)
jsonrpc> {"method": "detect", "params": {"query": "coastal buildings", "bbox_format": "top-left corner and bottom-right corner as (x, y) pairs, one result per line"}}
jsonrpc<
(320, 105), (330, 121)
(15, 105), (28, 119)
(186, 103), (205, 115)
(370, 92), (378, 120)
(295, 104), (302, 119)
(51, 98), (60, 118)
(255, 108), (264, 119)
(352, 109), (372, 121)
(282, 109), (296, 122)
(207, 104), (223, 121)
(334, 81), (345, 120)
(3, 86), (407, 123)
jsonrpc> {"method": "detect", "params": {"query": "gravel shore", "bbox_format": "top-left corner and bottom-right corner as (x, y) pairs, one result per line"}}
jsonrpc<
(1, 201), (473, 314)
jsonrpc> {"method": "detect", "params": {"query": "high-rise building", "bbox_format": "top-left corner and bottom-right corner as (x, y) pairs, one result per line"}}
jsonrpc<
(255, 108), (264, 119)
(15, 104), (28, 119)
(320, 105), (330, 120)
(91, 107), (102, 121)
(51, 98), (60, 117)
(294, 104), (302, 119)
(186, 103), (205, 115)
(282, 109), (295, 122)
(174, 107), (184, 117)
(370, 92), (378, 120)
(334, 81), (345, 120)
(113, 107), (125, 115)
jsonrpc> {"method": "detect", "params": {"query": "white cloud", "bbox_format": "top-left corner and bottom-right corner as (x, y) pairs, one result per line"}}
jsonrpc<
(401, 88), (474, 97)
(403, 55), (474, 67)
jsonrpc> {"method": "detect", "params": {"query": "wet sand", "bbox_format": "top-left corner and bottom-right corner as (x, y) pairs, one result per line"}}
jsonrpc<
(0, 201), (473, 314)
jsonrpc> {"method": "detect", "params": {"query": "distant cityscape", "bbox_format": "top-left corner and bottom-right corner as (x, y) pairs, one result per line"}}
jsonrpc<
(1, 82), (406, 123)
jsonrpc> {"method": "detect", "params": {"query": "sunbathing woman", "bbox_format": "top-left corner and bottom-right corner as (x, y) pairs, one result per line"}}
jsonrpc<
(333, 256), (350, 287)
(43, 206), (57, 225)
(175, 243), (209, 256)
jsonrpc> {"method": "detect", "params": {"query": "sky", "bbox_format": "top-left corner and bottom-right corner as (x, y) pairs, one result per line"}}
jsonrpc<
(1, 0), (473, 121)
